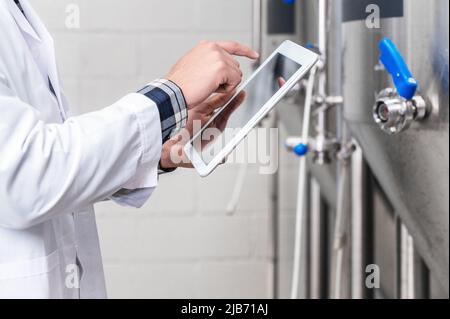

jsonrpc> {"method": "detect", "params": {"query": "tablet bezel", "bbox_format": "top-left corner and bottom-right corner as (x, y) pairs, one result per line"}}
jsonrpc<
(184, 40), (319, 177)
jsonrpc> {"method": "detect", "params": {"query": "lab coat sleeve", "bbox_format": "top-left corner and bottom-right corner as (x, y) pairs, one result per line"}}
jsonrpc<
(0, 80), (162, 230)
(108, 79), (188, 208)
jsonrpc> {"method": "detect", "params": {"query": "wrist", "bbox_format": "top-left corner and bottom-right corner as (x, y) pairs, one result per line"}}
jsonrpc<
(160, 140), (193, 169)
(160, 142), (176, 169)
(165, 75), (195, 108)
(138, 79), (188, 143)
(165, 78), (189, 107)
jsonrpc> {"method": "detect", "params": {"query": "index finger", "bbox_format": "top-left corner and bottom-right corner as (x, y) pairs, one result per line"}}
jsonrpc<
(215, 41), (259, 59)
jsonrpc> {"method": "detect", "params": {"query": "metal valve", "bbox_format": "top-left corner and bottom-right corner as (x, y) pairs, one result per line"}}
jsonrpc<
(374, 38), (429, 135)
(374, 88), (428, 135)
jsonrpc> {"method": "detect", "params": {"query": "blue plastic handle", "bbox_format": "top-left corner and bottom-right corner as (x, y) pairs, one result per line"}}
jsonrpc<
(379, 38), (418, 100)
(293, 143), (309, 157)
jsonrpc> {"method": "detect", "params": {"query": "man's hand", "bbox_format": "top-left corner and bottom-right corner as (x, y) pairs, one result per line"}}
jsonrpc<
(166, 41), (258, 108)
(160, 91), (246, 169)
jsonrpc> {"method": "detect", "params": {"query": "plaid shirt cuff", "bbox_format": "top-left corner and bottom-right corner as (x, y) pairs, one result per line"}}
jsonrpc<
(138, 79), (188, 143)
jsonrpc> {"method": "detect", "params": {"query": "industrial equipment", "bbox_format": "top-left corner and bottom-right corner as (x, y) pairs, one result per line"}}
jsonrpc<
(257, 0), (449, 299)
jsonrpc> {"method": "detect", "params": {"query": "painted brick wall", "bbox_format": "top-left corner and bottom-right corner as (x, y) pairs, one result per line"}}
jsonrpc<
(31, 0), (275, 299)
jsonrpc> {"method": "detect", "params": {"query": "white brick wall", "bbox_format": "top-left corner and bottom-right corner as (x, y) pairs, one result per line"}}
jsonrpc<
(31, 0), (275, 299)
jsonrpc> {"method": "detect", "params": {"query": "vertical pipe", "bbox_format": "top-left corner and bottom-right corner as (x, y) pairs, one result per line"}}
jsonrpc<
(397, 223), (430, 299)
(252, 0), (263, 66)
(412, 251), (430, 299)
(331, 159), (351, 299)
(290, 67), (318, 299)
(271, 113), (280, 299)
(316, 0), (328, 142)
(304, 173), (312, 299)
(396, 218), (412, 299)
(317, 0), (327, 64)
(351, 147), (374, 299)
(399, 223), (415, 299)
(309, 178), (328, 298)
(351, 147), (365, 298)
(326, 0), (353, 299)
(395, 216), (402, 298)
(253, 0), (281, 299)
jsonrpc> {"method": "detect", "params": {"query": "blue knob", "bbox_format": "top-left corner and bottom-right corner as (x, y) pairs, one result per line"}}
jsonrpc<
(293, 143), (309, 156)
(283, 0), (296, 4)
(379, 38), (418, 100)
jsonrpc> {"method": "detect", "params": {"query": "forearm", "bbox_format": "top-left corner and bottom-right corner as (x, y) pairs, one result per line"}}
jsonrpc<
(0, 77), (189, 228)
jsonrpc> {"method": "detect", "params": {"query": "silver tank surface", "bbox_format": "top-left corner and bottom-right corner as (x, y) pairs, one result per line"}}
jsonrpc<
(342, 0), (449, 293)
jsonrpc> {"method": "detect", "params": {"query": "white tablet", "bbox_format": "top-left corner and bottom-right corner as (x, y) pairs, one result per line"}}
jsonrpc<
(184, 40), (319, 177)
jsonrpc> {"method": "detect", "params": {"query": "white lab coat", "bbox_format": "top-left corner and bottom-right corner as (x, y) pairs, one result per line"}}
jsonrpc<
(0, 0), (162, 298)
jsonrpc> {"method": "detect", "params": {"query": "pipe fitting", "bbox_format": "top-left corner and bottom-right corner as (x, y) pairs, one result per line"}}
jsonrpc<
(373, 88), (429, 135)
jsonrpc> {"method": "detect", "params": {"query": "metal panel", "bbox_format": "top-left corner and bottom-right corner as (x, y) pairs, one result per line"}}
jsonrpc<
(267, 0), (296, 34)
(342, 0), (404, 22)
(342, 0), (449, 295)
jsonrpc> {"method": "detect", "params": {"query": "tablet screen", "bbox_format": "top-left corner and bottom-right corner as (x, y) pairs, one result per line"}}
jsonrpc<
(192, 52), (301, 164)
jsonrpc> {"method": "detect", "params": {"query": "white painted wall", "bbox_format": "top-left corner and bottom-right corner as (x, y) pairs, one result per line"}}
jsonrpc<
(31, 0), (276, 299)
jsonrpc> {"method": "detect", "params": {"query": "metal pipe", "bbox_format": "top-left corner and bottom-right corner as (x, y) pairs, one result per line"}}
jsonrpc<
(395, 216), (402, 298)
(396, 217), (412, 299)
(309, 178), (328, 298)
(290, 66), (318, 299)
(307, 160), (337, 210)
(351, 146), (364, 298)
(317, 0), (327, 65)
(270, 113), (280, 299)
(412, 249), (430, 299)
(331, 156), (350, 299)
(325, 0), (354, 299)
(226, 165), (248, 214)
(253, 0), (281, 299)
(252, 0), (263, 66)
(397, 223), (430, 299)
(350, 146), (375, 299)
(315, 0), (328, 149)
(399, 223), (415, 299)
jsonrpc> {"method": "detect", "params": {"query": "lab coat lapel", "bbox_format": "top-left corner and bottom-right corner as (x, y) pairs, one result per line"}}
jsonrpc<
(5, 0), (41, 43)
(18, 0), (68, 120)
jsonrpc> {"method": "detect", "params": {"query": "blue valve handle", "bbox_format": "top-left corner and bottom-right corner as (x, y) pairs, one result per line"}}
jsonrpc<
(293, 144), (309, 157)
(379, 38), (418, 100)
(283, 0), (296, 4)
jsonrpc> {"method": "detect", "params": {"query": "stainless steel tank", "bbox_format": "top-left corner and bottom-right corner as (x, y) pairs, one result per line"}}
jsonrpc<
(342, 0), (449, 295)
